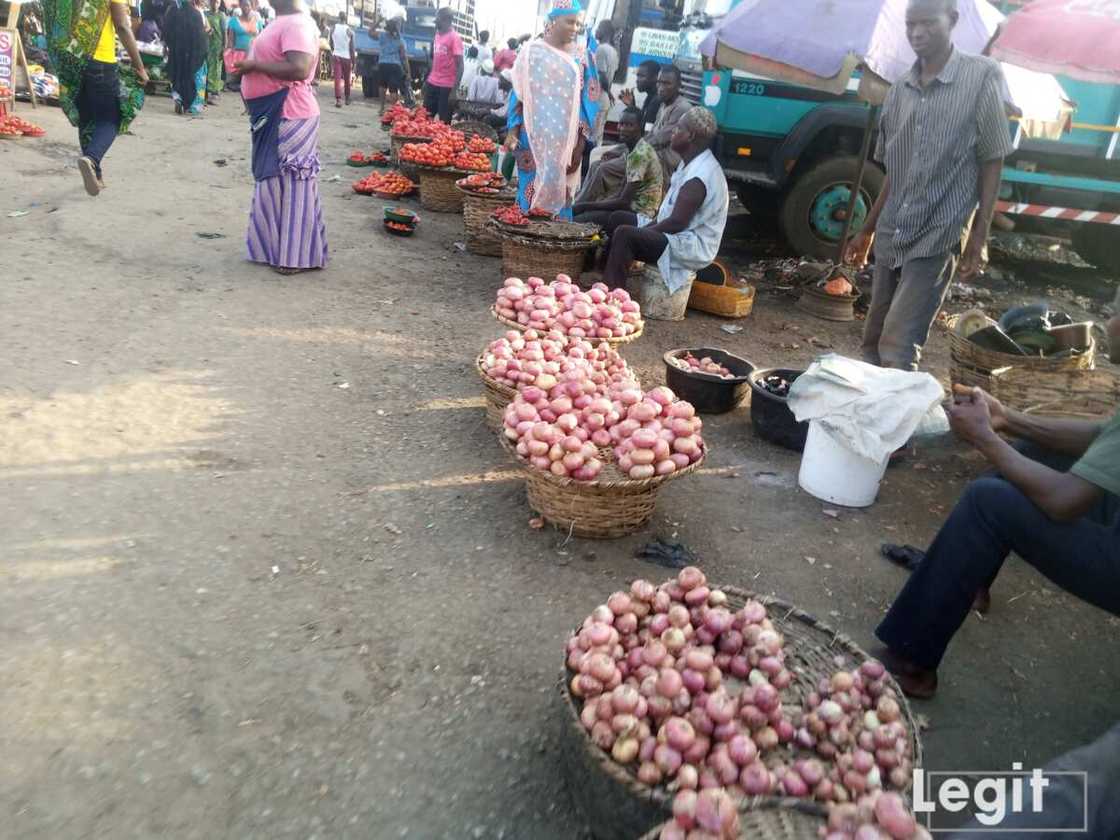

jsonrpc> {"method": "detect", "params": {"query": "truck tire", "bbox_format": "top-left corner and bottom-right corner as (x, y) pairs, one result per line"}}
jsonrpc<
(362, 74), (376, 99)
(1072, 224), (1120, 275)
(779, 156), (885, 260)
(734, 183), (780, 229)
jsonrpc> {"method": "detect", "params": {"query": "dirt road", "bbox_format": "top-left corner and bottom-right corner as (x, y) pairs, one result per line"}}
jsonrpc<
(2, 88), (1118, 839)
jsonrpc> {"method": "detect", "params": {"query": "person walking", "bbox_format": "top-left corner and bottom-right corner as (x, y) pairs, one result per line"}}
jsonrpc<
(376, 17), (408, 114)
(224, 0), (261, 90)
(165, 0), (209, 114)
(505, 0), (600, 219)
(423, 7), (462, 123)
(493, 36), (517, 71)
(329, 10), (353, 107)
(846, 0), (1013, 371)
(590, 18), (617, 146)
(475, 29), (492, 63)
(203, 0), (226, 103)
(236, 0), (328, 274)
(43, 0), (149, 196)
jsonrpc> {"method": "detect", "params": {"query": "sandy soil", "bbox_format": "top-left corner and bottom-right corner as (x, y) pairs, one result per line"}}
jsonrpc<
(1, 87), (1118, 839)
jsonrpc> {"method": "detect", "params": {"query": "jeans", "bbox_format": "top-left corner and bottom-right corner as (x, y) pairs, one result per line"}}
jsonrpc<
(876, 444), (1120, 670)
(861, 250), (957, 370)
(331, 56), (351, 101)
(423, 83), (453, 123)
(603, 224), (667, 290)
(77, 59), (122, 178)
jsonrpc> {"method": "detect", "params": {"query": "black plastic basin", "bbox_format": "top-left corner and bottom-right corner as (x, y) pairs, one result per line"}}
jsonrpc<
(663, 348), (755, 414)
(749, 367), (809, 452)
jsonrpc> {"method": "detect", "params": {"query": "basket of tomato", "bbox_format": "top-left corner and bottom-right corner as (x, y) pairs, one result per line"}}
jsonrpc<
(383, 218), (417, 237)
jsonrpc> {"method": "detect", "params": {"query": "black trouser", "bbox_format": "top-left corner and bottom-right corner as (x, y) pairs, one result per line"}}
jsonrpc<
(574, 209), (637, 235)
(876, 442), (1120, 670)
(77, 59), (122, 178)
(603, 223), (667, 289)
(423, 83), (453, 123)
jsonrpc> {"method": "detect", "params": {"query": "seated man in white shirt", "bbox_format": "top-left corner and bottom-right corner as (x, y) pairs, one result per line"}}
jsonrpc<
(467, 58), (501, 105)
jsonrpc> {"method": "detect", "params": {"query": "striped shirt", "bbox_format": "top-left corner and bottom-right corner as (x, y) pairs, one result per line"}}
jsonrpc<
(873, 49), (1014, 268)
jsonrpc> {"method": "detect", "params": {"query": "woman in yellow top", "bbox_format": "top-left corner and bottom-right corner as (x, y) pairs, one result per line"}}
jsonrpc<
(43, 0), (148, 196)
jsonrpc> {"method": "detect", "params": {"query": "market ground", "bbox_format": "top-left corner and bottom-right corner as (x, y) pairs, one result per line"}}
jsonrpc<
(2, 89), (1118, 840)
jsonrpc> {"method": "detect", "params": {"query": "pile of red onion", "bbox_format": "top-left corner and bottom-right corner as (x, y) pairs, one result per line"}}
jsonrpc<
(504, 383), (704, 481)
(566, 567), (914, 806)
(820, 791), (929, 840)
(659, 788), (740, 840)
(494, 275), (643, 340)
(670, 353), (736, 380)
(481, 329), (630, 392)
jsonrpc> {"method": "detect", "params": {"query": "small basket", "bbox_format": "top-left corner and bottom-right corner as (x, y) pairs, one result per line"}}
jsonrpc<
(688, 277), (757, 319)
(452, 118), (499, 144)
(501, 436), (704, 539)
(640, 800), (828, 840)
(946, 314), (1096, 389)
(489, 221), (598, 283)
(476, 353), (517, 431)
(558, 586), (925, 840)
(417, 166), (471, 213)
(988, 367), (1120, 415)
(489, 306), (644, 346)
(460, 187), (517, 256)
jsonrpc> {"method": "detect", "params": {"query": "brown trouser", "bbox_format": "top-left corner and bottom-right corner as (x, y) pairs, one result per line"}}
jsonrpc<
(861, 250), (957, 371)
(575, 151), (626, 205)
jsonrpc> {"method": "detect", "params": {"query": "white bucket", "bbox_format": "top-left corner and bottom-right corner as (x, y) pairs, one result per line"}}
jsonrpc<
(798, 420), (888, 508)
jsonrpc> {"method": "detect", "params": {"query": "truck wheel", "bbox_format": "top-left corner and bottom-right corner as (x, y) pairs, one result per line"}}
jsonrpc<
(362, 74), (376, 99)
(779, 156), (885, 260)
(1072, 224), (1120, 275)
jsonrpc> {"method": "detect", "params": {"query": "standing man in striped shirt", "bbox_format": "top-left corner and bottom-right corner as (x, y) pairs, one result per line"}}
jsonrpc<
(847, 0), (1013, 371)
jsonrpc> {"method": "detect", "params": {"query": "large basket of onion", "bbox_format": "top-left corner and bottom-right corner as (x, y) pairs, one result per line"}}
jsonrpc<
(491, 275), (644, 347)
(557, 569), (925, 840)
(477, 330), (636, 433)
(500, 383), (706, 539)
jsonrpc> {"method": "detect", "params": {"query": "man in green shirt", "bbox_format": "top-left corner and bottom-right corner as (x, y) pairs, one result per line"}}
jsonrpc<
(875, 293), (1120, 699)
(573, 108), (663, 230)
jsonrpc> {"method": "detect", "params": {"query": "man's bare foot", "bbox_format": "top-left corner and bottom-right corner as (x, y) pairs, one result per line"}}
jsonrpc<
(873, 645), (938, 700)
(972, 587), (992, 615)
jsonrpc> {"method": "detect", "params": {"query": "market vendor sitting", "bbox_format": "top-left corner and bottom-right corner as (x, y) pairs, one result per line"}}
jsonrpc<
(602, 106), (728, 294)
(875, 295), (1120, 699)
(572, 108), (663, 232)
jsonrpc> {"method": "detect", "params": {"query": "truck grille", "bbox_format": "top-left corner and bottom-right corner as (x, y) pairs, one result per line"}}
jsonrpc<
(679, 67), (704, 105)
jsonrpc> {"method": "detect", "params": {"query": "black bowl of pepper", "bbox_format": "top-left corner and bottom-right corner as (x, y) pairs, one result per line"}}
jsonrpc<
(748, 368), (809, 452)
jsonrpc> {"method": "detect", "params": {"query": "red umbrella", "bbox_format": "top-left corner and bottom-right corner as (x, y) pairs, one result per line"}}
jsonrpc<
(989, 0), (1120, 84)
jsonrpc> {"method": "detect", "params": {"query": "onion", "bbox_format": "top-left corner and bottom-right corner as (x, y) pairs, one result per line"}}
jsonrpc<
(615, 612), (638, 635)
(671, 789), (698, 830)
(752, 683), (779, 713)
(637, 760), (662, 786)
(818, 700), (844, 726)
(861, 660), (886, 680)
(740, 600), (767, 624)
(677, 764), (699, 790)
(682, 735), (710, 765)
(661, 627), (687, 654)
(681, 669), (706, 695)
(654, 743), (683, 776)
(590, 720), (614, 749)
(740, 761), (771, 796)
(612, 736), (639, 764)
(683, 586), (710, 607)
(705, 690), (736, 725)
(657, 668), (684, 698)
(831, 671), (855, 692)
(755, 726), (779, 751)
(727, 734), (758, 766)
(877, 696), (901, 723)
(643, 641), (668, 668)
(677, 566), (706, 591)
(663, 717), (697, 752)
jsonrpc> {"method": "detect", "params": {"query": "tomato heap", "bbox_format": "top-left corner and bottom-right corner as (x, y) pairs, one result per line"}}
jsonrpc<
(467, 135), (497, 154)
(451, 150), (492, 172)
(399, 141), (452, 167)
(369, 151), (389, 164)
(493, 205), (531, 226)
(457, 172), (507, 193)
(385, 221), (414, 232)
(353, 170), (416, 196)
(0, 115), (45, 137)
(381, 102), (414, 126)
(348, 150), (367, 163)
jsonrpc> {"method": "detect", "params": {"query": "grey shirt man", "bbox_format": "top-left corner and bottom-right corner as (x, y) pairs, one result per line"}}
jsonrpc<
(647, 95), (692, 180)
(862, 48), (1013, 370)
(874, 48), (1014, 267)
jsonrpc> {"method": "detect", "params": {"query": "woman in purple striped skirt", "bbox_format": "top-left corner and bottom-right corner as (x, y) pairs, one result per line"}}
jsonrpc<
(235, 0), (327, 274)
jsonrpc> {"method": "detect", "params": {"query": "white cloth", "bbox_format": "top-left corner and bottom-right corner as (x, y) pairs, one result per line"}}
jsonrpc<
(655, 149), (729, 294)
(468, 74), (502, 104)
(787, 355), (948, 463)
(461, 57), (480, 91)
(475, 43), (493, 63)
(330, 23), (351, 55)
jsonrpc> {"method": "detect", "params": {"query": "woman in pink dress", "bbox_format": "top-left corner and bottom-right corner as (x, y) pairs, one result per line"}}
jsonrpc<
(235, 0), (328, 274)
